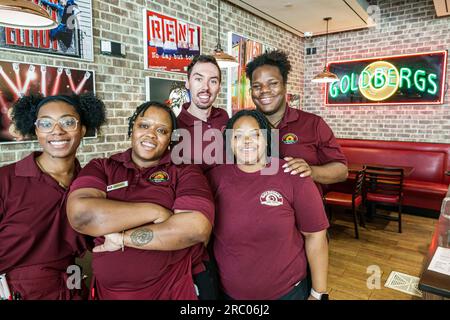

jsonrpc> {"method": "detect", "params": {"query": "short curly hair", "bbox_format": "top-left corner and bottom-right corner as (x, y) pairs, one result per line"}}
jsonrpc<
(11, 92), (106, 138)
(245, 50), (292, 85)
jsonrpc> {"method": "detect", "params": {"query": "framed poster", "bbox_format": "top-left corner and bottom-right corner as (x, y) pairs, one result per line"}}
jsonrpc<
(0, 0), (94, 61)
(287, 93), (301, 109)
(227, 32), (275, 116)
(143, 10), (201, 73)
(0, 60), (95, 143)
(145, 77), (190, 117)
(326, 50), (448, 106)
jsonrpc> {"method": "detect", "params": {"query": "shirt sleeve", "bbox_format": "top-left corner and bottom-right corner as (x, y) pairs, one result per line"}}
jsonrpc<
(172, 165), (215, 226)
(292, 176), (330, 233)
(316, 117), (348, 166)
(69, 159), (108, 194)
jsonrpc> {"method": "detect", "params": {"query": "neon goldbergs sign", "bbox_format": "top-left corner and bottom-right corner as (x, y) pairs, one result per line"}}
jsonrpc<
(326, 51), (447, 106)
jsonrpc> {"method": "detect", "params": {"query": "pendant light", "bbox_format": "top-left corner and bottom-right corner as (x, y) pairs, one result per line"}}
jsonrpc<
(0, 0), (58, 30)
(312, 17), (339, 83)
(212, 0), (239, 68)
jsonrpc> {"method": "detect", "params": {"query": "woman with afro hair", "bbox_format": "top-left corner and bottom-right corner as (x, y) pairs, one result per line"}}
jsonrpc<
(0, 92), (106, 300)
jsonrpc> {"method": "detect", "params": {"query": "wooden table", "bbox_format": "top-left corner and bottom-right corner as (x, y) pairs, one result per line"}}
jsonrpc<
(348, 163), (415, 177)
(418, 214), (450, 299)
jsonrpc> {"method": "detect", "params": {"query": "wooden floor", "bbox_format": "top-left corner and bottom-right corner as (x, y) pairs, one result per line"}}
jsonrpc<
(327, 208), (437, 300)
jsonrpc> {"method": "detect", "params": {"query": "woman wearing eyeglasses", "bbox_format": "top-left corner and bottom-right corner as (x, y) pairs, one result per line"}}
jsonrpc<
(0, 93), (106, 300)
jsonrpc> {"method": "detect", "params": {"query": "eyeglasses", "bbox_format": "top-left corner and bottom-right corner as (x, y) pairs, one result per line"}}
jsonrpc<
(34, 116), (79, 133)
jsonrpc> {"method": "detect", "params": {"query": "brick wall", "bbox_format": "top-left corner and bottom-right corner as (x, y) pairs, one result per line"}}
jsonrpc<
(304, 0), (450, 143)
(0, 0), (303, 167)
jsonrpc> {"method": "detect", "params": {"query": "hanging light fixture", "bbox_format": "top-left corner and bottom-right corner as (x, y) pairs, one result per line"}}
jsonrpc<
(212, 0), (239, 68)
(0, 0), (58, 30)
(312, 17), (339, 83)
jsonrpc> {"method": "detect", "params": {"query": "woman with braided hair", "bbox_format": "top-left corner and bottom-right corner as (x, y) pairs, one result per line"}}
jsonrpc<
(0, 92), (106, 300)
(67, 101), (214, 300)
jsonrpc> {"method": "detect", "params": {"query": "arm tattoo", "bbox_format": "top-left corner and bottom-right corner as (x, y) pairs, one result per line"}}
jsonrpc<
(130, 228), (153, 247)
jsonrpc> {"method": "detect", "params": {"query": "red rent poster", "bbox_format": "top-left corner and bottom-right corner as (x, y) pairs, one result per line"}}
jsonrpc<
(144, 10), (201, 73)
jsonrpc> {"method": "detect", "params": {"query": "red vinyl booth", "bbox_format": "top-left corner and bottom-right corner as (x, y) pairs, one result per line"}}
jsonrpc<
(334, 139), (450, 212)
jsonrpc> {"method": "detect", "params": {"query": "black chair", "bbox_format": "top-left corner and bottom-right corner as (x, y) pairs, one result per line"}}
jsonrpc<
(364, 166), (404, 233)
(323, 168), (365, 239)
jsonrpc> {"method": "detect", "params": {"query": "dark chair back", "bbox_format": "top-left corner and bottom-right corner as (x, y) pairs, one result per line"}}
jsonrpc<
(353, 168), (365, 201)
(364, 166), (404, 202)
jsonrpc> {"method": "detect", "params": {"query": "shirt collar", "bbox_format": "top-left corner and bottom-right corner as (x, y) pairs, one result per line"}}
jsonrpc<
(15, 151), (81, 177)
(178, 102), (221, 127)
(111, 148), (172, 170)
(15, 152), (42, 177)
(278, 104), (300, 129)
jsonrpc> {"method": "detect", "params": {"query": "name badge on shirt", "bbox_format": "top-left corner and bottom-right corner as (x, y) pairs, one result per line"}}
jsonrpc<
(107, 181), (129, 192)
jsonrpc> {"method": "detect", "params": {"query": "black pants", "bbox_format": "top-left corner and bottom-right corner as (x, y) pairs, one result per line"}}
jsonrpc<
(193, 259), (220, 300)
(222, 278), (309, 300)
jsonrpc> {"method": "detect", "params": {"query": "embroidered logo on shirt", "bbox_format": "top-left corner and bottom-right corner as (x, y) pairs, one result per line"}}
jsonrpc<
(149, 171), (170, 183)
(107, 181), (129, 192)
(260, 190), (284, 207)
(282, 133), (298, 144)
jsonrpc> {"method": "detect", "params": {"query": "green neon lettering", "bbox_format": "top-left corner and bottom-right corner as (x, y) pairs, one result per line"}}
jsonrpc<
(427, 73), (438, 95)
(414, 69), (426, 92)
(340, 75), (350, 94)
(360, 70), (371, 89)
(350, 73), (358, 92)
(373, 68), (386, 88)
(400, 68), (412, 89)
(387, 68), (397, 87)
(330, 81), (339, 98)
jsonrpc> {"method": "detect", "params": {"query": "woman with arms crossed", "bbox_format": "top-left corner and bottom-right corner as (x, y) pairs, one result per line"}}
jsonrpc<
(67, 101), (214, 300)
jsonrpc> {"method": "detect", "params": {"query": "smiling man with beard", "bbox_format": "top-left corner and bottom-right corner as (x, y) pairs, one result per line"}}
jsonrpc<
(174, 55), (230, 300)
(176, 55), (229, 172)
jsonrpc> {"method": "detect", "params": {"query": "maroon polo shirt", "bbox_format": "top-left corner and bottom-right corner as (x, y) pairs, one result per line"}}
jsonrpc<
(69, 149), (214, 299)
(176, 103), (229, 171)
(277, 106), (347, 166)
(0, 152), (88, 275)
(207, 159), (329, 300)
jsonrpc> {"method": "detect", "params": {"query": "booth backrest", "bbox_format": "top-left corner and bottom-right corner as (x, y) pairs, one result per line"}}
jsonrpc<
(337, 139), (450, 184)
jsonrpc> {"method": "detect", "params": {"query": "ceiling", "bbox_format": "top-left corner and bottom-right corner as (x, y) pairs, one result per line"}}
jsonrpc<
(226, 0), (448, 37)
(226, 0), (376, 37)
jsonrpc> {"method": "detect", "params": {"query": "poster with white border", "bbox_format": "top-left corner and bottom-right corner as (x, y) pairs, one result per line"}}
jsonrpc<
(0, 0), (94, 61)
(143, 9), (201, 74)
(145, 76), (190, 117)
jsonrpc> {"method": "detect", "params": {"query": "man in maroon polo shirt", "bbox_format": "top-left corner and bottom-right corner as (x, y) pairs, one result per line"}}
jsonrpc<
(175, 55), (229, 171)
(174, 55), (229, 300)
(246, 50), (348, 190)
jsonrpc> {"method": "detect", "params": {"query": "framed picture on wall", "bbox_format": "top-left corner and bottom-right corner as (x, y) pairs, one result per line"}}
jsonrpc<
(0, 59), (96, 144)
(286, 93), (301, 109)
(143, 10), (201, 73)
(227, 32), (276, 116)
(145, 76), (190, 117)
(0, 0), (94, 61)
